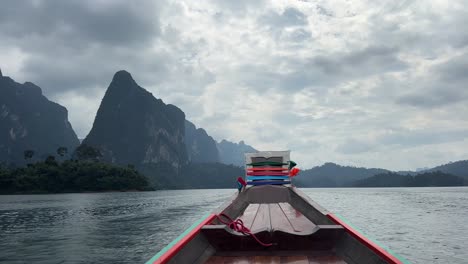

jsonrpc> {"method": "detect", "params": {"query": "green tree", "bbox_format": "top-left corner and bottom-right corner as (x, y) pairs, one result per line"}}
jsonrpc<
(24, 150), (34, 160)
(0, 165), (14, 194)
(45, 155), (58, 166)
(57, 147), (68, 157)
(0, 159), (151, 194)
(75, 144), (103, 161)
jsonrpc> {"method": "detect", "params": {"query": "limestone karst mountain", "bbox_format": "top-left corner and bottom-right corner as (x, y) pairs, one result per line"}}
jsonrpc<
(185, 120), (220, 163)
(82, 70), (188, 167)
(0, 69), (80, 165)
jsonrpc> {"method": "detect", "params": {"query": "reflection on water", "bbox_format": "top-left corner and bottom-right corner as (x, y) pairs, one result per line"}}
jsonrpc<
(1, 187), (467, 263)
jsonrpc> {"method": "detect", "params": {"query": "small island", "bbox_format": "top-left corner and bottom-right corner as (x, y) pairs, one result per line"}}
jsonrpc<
(0, 145), (151, 194)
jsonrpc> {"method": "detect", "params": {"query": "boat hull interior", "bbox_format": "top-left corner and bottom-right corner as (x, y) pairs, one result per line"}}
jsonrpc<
(156, 185), (395, 264)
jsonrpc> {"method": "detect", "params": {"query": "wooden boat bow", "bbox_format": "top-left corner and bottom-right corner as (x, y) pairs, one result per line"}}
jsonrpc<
(146, 185), (408, 264)
(146, 151), (409, 264)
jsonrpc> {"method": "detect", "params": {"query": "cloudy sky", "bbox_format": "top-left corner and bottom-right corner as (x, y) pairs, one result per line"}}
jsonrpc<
(1, 0), (467, 170)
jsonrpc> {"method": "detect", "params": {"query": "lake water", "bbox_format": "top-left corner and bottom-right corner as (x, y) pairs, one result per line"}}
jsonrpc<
(1, 187), (467, 264)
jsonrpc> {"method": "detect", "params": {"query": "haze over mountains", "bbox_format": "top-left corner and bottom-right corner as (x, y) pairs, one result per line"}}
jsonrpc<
(217, 140), (258, 167)
(185, 120), (219, 164)
(0, 68), (466, 189)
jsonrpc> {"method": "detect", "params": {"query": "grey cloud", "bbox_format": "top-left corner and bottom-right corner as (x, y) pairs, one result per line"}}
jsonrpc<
(287, 139), (320, 153)
(435, 53), (468, 83)
(336, 139), (375, 154)
(211, 0), (266, 14)
(337, 128), (468, 154)
(257, 7), (312, 43)
(259, 7), (308, 28)
(278, 46), (407, 92)
(19, 50), (171, 95)
(20, 46), (214, 97)
(280, 28), (312, 43)
(379, 129), (468, 147)
(333, 46), (407, 75)
(0, 0), (164, 96)
(316, 5), (334, 17)
(0, 1), (160, 48)
(366, 2), (468, 58)
(236, 46), (407, 94)
(0, 0), (215, 98)
(396, 89), (466, 108)
(236, 65), (280, 90)
(396, 52), (468, 108)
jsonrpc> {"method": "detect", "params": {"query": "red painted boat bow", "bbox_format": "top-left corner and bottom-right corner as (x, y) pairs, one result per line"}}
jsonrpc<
(152, 214), (216, 264)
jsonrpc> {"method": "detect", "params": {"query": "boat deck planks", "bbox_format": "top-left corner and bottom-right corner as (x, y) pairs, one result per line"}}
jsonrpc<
(238, 203), (316, 234)
(276, 203), (316, 233)
(250, 204), (271, 232)
(239, 203), (261, 229)
(204, 255), (347, 263)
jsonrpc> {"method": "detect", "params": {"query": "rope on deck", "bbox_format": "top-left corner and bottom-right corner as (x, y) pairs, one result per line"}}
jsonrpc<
(215, 213), (273, 247)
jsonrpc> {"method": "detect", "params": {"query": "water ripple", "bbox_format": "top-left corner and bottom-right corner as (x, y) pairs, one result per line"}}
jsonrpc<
(1, 187), (467, 263)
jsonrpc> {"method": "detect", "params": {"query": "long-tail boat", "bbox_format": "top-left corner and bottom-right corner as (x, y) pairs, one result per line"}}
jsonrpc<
(146, 151), (408, 264)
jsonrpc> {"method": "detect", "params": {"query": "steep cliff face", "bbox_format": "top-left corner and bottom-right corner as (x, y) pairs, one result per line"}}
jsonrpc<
(217, 140), (257, 167)
(0, 69), (80, 165)
(185, 120), (219, 163)
(83, 70), (187, 167)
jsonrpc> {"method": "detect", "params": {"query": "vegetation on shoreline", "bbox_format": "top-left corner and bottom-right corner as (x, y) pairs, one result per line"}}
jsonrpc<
(0, 157), (151, 194)
(1, 145), (467, 193)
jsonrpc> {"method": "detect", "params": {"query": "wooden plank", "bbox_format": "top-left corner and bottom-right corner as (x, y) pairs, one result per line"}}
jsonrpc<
(253, 256), (281, 264)
(280, 256), (309, 264)
(239, 203), (316, 234)
(278, 203), (316, 233)
(205, 256), (225, 264)
(308, 256), (347, 264)
(250, 204), (272, 232)
(238, 203), (260, 229)
(205, 255), (345, 264)
(270, 203), (295, 233)
(205, 256), (252, 264)
(224, 256), (253, 264)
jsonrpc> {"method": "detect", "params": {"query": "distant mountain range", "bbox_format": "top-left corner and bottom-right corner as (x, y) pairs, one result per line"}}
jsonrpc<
(185, 120), (219, 163)
(0, 69), (256, 189)
(0, 69), (255, 169)
(294, 163), (389, 187)
(217, 140), (257, 167)
(82, 70), (256, 169)
(1, 68), (466, 189)
(354, 171), (465, 187)
(295, 160), (468, 187)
